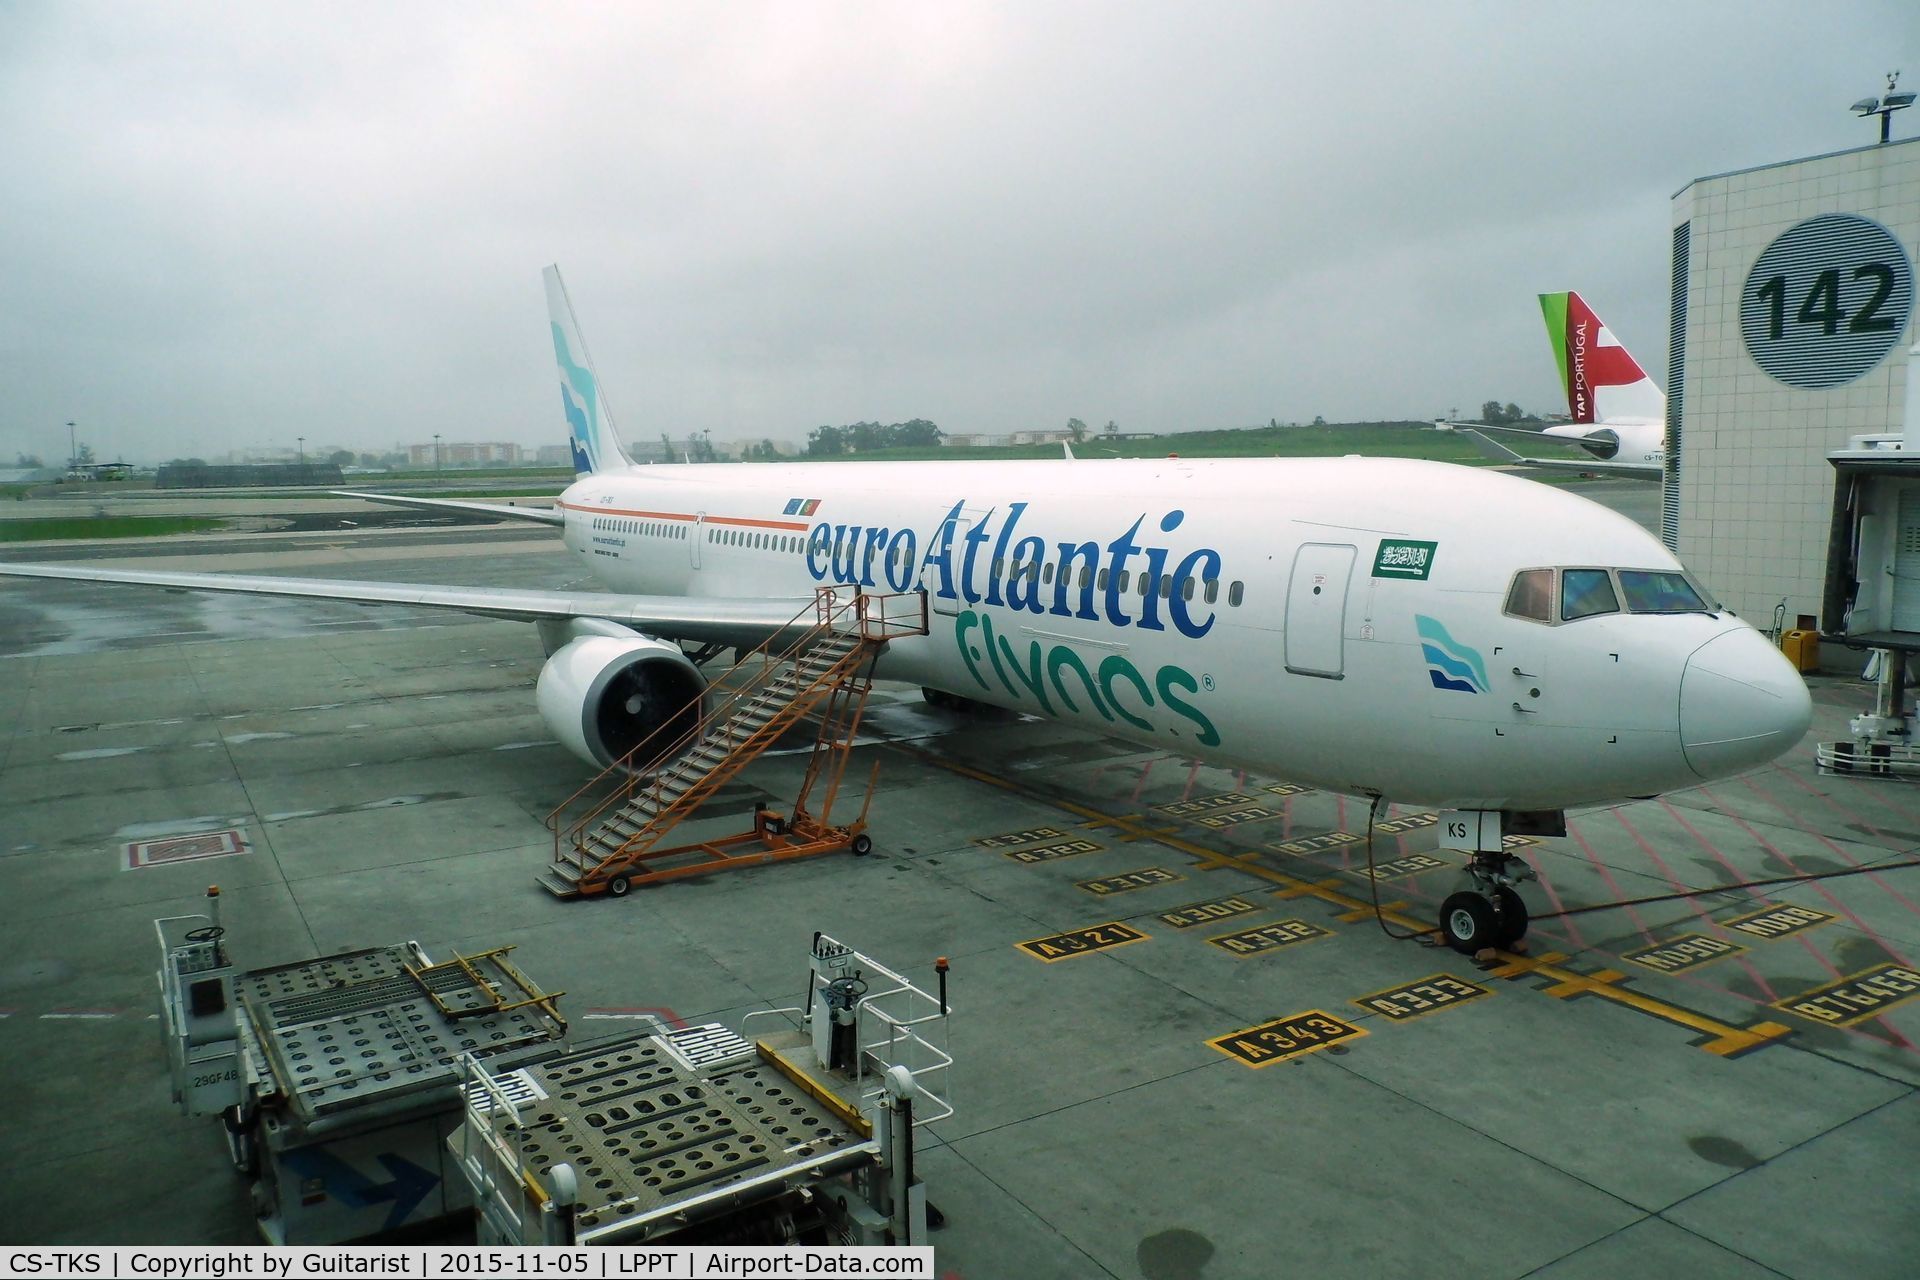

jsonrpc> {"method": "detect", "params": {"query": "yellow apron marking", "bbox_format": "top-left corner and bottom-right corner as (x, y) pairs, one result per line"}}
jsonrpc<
(895, 744), (1795, 1057)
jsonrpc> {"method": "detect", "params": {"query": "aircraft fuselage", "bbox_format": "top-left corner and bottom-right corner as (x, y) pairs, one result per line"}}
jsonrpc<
(554, 454), (1806, 810)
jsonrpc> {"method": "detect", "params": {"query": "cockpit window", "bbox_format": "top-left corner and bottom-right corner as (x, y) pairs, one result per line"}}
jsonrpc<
(1560, 569), (1619, 621)
(1504, 569), (1554, 622)
(1618, 570), (1709, 614)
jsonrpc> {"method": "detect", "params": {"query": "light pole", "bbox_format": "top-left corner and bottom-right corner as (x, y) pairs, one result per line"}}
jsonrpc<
(66, 421), (76, 472)
(297, 436), (305, 470)
(433, 433), (442, 485)
(1852, 72), (1914, 144)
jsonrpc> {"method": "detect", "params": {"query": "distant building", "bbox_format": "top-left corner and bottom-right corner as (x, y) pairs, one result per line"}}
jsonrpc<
(535, 444), (573, 467)
(407, 442), (523, 466)
(156, 463), (344, 489)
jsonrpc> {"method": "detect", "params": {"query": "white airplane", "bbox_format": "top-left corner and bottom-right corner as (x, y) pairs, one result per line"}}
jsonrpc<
(1439, 290), (1666, 477)
(0, 268), (1808, 952)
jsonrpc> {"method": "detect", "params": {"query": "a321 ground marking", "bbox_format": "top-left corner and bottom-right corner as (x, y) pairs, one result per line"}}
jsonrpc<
(1017, 922), (1149, 963)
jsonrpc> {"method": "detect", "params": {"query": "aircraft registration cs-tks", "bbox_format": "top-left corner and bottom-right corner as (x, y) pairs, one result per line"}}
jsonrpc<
(0, 268), (1810, 951)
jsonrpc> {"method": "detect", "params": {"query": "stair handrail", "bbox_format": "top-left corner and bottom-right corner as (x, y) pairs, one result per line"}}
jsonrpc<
(563, 632), (876, 869)
(546, 586), (867, 859)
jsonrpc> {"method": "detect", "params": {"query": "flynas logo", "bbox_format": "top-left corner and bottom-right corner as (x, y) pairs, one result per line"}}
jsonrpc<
(551, 322), (599, 475)
(805, 499), (1226, 745)
(1415, 615), (1489, 693)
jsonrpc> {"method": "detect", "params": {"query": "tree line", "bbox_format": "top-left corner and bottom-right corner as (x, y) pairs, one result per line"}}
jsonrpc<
(806, 419), (942, 455)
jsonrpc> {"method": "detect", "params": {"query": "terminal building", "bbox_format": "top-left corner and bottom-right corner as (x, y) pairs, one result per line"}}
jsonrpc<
(1667, 134), (1919, 628)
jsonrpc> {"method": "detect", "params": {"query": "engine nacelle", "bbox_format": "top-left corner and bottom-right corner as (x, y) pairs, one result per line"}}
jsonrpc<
(536, 634), (708, 770)
(1576, 427), (1621, 461)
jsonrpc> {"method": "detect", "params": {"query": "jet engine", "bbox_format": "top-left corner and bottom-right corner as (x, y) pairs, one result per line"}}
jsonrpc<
(1576, 428), (1620, 460)
(536, 633), (708, 770)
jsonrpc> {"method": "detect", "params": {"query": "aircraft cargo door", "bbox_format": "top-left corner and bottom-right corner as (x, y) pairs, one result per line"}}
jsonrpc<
(1285, 543), (1355, 679)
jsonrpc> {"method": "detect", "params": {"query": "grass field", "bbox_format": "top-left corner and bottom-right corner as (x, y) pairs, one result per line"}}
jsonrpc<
(781, 421), (1492, 464)
(0, 516), (227, 542)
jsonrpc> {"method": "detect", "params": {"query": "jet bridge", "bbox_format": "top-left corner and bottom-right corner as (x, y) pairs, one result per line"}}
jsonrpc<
(450, 932), (951, 1247)
(155, 904), (569, 1244)
(1822, 342), (1920, 775)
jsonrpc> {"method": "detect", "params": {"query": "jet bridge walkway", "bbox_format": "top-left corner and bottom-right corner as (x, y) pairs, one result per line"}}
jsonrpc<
(539, 586), (927, 899)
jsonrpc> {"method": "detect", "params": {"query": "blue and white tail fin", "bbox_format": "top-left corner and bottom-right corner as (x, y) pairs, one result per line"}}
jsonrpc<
(544, 265), (629, 476)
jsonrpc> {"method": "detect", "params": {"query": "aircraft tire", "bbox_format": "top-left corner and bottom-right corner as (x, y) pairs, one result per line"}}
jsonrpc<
(851, 833), (874, 857)
(607, 874), (632, 897)
(1491, 886), (1529, 946)
(1440, 891), (1498, 954)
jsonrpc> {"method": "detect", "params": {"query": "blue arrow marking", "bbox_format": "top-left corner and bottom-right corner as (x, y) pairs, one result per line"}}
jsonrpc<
(281, 1148), (439, 1232)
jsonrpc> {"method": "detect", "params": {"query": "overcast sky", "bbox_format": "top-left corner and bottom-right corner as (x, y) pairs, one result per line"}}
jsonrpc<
(2, 3), (1915, 463)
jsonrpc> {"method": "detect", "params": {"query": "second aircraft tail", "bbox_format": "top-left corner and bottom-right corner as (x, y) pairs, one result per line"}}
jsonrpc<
(1538, 291), (1665, 425)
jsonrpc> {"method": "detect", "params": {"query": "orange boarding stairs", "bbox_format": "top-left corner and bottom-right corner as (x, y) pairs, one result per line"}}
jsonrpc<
(539, 586), (927, 899)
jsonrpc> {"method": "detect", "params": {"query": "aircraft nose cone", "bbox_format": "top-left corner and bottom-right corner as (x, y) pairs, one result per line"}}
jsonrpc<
(1679, 629), (1813, 780)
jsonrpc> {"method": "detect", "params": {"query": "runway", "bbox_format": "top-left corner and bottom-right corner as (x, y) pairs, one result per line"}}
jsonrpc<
(1, 484), (1915, 1277)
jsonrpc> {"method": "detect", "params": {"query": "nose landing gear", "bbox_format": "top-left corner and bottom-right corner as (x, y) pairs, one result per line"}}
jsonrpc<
(1438, 849), (1533, 955)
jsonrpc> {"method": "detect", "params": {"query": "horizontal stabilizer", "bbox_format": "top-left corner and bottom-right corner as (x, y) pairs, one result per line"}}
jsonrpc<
(1433, 422), (1659, 478)
(333, 491), (566, 526)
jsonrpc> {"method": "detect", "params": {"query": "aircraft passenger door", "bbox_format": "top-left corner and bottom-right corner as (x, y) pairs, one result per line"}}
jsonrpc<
(690, 512), (705, 570)
(928, 510), (983, 617)
(1285, 543), (1356, 679)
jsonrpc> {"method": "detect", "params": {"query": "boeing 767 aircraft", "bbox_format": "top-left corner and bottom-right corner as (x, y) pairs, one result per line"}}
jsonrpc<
(0, 268), (1808, 952)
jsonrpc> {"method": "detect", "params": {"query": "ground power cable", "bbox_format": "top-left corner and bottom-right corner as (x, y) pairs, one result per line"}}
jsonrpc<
(1359, 798), (1920, 944)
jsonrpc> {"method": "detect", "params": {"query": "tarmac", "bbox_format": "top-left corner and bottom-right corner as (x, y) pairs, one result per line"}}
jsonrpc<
(1, 483), (1917, 1278)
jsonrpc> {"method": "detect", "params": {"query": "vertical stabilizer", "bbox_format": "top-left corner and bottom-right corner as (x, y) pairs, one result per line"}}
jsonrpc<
(1538, 291), (1665, 424)
(544, 265), (629, 475)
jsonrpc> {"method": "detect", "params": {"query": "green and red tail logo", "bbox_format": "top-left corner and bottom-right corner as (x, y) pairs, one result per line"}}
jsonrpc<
(1538, 291), (1660, 424)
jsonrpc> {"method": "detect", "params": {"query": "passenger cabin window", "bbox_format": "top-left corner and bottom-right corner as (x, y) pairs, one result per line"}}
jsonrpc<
(1618, 570), (1709, 614)
(1560, 569), (1619, 621)
(1504, 569), (1554, 622)
(1228, 581), (1244, 608)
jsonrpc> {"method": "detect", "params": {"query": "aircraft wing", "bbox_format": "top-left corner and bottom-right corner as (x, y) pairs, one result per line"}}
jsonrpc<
(333, 490), (566, 526)
(1436, 422), (1662, 478)
(0, 561), (812, 647)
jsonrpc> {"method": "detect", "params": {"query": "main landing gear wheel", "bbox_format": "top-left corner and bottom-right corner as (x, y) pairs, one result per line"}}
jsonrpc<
(850, 834), (873, 857)
(606, 874), (632, 897)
